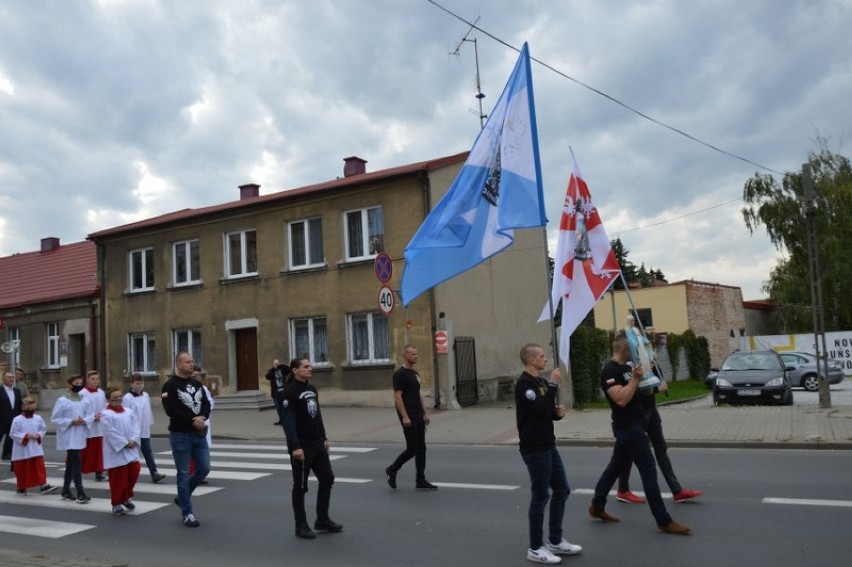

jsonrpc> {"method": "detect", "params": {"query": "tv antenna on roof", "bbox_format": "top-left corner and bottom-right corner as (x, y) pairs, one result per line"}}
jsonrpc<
(450, 17), (487, 129)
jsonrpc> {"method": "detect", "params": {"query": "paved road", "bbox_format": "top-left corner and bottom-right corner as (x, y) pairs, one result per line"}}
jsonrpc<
(1, 443), (850, 566)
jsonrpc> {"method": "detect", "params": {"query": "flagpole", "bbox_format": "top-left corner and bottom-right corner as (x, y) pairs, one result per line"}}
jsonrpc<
(539, 226), (560, 366)
(539, 224), (561, 405)
(617, 271), (650, 337)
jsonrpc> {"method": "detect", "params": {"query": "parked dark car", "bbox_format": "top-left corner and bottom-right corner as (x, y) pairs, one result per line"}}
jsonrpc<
(713, 351), (794, 406)
(705, 370), (718, 389)
(779, 352), (846, 392)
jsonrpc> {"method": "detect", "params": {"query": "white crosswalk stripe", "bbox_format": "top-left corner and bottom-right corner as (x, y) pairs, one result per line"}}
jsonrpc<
(0, 490), (170, 514)
(1, 477), (222, 497)
(0, 514), (96, 538)
(155, 468), (271, 481)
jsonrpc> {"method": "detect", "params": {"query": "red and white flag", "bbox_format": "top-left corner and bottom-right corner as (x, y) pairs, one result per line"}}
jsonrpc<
(539, 150), (620, 367)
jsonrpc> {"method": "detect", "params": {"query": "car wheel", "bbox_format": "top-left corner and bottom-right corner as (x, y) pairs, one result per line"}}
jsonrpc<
(801, 374), (819, 392)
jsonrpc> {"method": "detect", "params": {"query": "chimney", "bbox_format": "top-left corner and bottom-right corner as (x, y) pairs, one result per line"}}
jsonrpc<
(239, 183), (260, 200)
(343, 156), (367, 177)
(41, 237), (60, 252)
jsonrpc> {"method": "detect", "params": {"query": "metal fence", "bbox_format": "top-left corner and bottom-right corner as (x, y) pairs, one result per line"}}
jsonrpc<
(454, 336), (478, 407)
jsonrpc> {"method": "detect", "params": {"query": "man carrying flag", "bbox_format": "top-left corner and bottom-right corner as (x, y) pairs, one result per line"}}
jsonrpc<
(539, 151), (620, 367)
(401, 43), (546, 306)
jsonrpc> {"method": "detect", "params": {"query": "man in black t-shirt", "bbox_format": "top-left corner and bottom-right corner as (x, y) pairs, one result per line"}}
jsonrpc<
(588, 335), (691, 535)
(385, 344), (436, 490)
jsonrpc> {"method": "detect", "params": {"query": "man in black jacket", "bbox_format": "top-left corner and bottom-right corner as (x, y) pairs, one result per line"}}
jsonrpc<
(515, 344), (582, 565)
(265, 359), (287, 426)
(1, 371), (23, 462)
(162, 352), (210, 528)
(282, 357), (342, 539)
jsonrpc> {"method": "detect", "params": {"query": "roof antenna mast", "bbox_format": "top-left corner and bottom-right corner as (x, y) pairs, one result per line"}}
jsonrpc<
(450, 17), (486, 129)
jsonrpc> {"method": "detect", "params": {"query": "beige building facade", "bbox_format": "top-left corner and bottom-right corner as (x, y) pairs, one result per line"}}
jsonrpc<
(89, 153), (552, 406)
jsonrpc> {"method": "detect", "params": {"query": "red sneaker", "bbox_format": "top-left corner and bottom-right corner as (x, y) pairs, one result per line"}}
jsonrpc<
(673, 489), (703, 502)
(616, 490), (646, 504)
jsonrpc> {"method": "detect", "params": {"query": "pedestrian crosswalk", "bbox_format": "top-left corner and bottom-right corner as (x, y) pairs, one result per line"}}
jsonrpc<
(0, 442), (375, 539)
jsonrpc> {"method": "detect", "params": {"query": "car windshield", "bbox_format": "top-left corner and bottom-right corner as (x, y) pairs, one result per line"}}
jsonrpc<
(721, 353), (781, 371)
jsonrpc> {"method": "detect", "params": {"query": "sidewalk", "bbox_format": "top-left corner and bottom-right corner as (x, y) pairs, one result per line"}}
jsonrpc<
(35, 393), (852, 449)
(125, 394), (852, 450)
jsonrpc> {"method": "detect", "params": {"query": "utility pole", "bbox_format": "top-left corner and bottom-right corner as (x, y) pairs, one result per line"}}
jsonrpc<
(802, 163), (831, 409)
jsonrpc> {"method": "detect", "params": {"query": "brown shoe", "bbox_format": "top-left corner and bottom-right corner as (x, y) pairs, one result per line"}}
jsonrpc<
(658, 521), (692, 535)
(588, 504), (620, 523)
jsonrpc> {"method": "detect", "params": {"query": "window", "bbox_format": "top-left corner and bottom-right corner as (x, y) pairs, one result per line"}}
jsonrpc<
(129, 247), (154, 291)
(225, 229), (258, 277)
(173, 240), (200, 286)
(7, 327), (20, 369)
(173, 329), (203, 369)
(635, 308), (653, 329)
(347, 312), (389, 364)
(290, 317), (329, 365)
(288, 218), (324, 269)
(344, 206), (383, 260)
(46, 323), (60, 368)
(129, 333), (156, 374)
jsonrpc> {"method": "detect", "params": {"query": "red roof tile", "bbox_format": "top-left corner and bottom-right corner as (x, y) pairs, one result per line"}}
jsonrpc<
(0, 240), (98, 311)
(89, 152), (469, 240)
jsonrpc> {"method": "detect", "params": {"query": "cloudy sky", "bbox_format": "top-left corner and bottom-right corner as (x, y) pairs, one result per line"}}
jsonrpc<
(1, 0), (850, 300)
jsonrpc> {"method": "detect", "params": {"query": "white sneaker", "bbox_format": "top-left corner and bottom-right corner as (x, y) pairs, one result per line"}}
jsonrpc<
(527, 546), (562, 564)
(546, 538), (583, 555)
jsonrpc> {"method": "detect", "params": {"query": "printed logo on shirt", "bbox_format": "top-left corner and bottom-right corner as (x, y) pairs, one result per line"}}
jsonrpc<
(282, 399), (289, 408)
(524, 389), (537, 401)
(176, 385), (204, 414)
(307, 399), (318, 418)
(605, 378), (616, 386)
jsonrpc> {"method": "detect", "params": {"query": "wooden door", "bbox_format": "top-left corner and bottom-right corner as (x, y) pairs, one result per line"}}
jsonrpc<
(235, 328), (258, 391)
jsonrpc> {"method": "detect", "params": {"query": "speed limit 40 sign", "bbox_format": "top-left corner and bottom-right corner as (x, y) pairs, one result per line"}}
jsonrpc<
(377, 285), (395, 315)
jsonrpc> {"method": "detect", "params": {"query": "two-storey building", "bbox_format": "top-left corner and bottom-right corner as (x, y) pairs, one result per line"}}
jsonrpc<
(88, 153), (551, 406)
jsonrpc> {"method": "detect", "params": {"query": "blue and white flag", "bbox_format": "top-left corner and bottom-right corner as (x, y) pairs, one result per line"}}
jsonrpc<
(401, 43), (545, 306)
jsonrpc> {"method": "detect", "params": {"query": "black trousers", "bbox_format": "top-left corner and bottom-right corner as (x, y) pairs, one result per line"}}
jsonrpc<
(290, 440), (335, 526)
(389, 419), (427, 481)
(618, 407), (682, 494)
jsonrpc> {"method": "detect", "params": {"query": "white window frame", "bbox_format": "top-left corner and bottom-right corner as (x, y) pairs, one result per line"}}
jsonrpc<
(173, 239), (201, 286)
(289, 317), (329, 366)
(288, 217), (325, 270)
(46, 323), (60, 369)
(128, 332), (157, 375)
(128, 247), (155, 292)
(224, 229), (258, 278)
(7, 327), (20, 369)
(343, 206), (384, 261)
(346, 312), (390, 365)
(173, 329), (203, 369)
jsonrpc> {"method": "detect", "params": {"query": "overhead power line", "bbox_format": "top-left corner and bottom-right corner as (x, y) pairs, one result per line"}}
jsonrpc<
(426, 0), (783, 176)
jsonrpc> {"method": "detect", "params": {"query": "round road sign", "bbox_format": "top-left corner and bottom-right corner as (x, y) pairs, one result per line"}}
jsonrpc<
(378, 285), (395, 315)
(435, 330), (448, 354)
(374, 253), (393, 283)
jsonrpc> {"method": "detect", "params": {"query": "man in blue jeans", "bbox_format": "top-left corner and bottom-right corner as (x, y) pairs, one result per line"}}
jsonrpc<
(588, 334), (691, 535)
(515, 344), (582, 565)
(161, 352), (211, 527)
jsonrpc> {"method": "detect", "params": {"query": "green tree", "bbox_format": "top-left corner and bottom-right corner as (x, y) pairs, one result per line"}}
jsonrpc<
(610, 237), (636, 289)
(742, 144), (852, 332)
